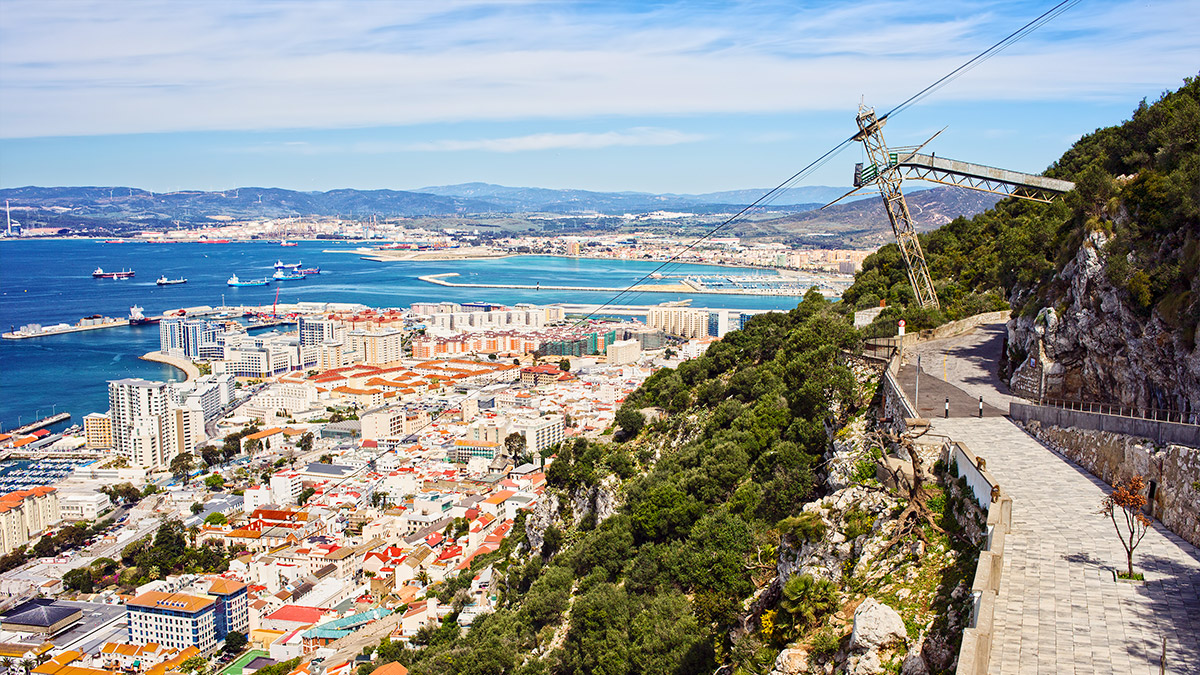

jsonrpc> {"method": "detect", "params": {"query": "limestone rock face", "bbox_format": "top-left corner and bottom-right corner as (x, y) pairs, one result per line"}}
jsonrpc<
(850, 598), (907, 652)
(523, 492), (560, 553)
(1006, 229), (1200, 413)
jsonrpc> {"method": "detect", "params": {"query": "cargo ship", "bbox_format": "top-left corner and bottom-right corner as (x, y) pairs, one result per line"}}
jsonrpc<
(129, 305), (161, 326)
(156, 276), (187, 285)
(199, 239), (231, 243)
(281, 240), (298, 247)
(274, 260), (301, 270)
(228, 274), (270, 286)
(298, 266), (321, 275)
(93, 267), (135, 279)
(272, 269), (305, 281)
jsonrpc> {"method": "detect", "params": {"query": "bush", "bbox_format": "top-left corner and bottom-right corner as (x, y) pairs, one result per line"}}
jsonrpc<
(778, 512), (827, 543)
(842, 507), (874, 540)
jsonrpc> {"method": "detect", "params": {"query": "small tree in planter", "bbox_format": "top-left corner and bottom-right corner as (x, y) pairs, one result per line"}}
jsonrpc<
(1100, 475), (1152, 580)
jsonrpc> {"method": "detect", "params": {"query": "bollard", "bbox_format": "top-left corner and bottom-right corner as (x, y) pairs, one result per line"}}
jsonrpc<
(945, 397), (949, 418)
(979, 396), (984, 418)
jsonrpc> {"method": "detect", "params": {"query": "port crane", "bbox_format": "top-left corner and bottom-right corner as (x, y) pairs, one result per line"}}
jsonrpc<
(827, 104), (1076, 309)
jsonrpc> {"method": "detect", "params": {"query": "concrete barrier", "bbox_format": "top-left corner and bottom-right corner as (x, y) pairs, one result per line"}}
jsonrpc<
(1010, 402), (1200, 447)
(951, 440), (1012, 675)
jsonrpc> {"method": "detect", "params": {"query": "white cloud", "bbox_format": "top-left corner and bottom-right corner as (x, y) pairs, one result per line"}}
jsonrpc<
(0, 0), (1196, 138)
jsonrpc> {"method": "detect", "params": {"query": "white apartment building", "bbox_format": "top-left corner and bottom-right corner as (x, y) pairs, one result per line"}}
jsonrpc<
(109, 378), (172, 469)
(346, 329), (404, 365)
(646, 307), (709, 339)
(360, 406), (432, 441)
(58, 491), (112, 521)
(606, 339), (641, 365)
(299, 317), (344, 346)
(0, 487), (60, 556)
(126, 592), (218, 656)
(511, 415), (566, 456)
(270, 472), (304, 506)
(250, 382), (321, 416)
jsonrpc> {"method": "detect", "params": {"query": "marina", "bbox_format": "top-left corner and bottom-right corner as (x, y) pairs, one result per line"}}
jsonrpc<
(0, 456), (97, 494)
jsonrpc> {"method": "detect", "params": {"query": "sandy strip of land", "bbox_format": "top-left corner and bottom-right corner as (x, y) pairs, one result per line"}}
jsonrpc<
(360, 248), (514, 262)
(141, 351), (199, 382)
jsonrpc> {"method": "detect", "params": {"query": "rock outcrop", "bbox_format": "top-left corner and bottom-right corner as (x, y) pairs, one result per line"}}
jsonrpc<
(850, 598), (907, 652)
(1006, 229), (1200, 414)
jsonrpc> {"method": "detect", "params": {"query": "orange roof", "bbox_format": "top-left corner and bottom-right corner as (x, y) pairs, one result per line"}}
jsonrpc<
(373, 663), (409, 675)
(127, 591), (214, 613)
(246, 427), (283, 441)
(144, 647), (200, 675)
(207, 578), (247, 595)
(482, 490), (515, 505)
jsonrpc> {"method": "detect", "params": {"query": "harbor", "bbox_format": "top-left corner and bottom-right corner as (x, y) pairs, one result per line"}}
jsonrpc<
(0, 456), (98, 495)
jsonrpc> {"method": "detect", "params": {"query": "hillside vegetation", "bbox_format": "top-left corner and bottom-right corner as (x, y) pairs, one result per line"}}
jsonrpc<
(362, 292), (865, 674)
(843, 76), (1200, 343)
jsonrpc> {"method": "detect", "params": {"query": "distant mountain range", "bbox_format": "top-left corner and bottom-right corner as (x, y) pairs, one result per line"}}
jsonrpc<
(0, 183), (991, 243)
(0, 183), (869, 224)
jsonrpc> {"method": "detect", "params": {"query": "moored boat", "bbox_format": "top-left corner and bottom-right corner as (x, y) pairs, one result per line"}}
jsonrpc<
(129, 306), (161, 326)
(297, 266), (321, 275)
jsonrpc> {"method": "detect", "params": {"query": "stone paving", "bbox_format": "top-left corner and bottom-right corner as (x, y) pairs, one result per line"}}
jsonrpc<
(914, 321), (1200, 674)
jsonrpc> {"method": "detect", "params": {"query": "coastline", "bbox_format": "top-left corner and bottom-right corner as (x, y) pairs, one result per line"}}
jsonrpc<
(418, 272), (825, 297)
(140, 351), (199, 382)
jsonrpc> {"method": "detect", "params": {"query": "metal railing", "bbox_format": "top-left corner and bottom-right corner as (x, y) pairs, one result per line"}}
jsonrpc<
(1037, 397), (1199, 427)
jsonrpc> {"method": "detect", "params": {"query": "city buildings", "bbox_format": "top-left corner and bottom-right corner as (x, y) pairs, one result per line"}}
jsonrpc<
(126, 591), (219, 655)
(108, 377), (208, 470)
(0, 487), (60, 556)
(83, 412), (112, 449)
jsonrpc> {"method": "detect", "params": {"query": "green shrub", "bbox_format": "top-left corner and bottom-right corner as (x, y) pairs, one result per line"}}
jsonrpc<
(842, 507), (874, 540)
(778, 512), (826, 543)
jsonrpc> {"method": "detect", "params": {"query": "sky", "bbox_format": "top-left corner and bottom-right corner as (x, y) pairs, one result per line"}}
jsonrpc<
(0, 0), (1196, 195)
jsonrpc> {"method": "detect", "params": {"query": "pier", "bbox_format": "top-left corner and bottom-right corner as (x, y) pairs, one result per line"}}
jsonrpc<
(2, 318), (128, 340)
(4, 412), (71, 436)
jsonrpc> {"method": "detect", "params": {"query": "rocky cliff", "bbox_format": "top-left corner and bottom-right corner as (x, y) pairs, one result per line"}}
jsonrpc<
(1005, 228), (1200, 413)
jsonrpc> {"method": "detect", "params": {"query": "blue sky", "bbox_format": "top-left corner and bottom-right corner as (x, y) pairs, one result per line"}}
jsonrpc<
(0, 0), (1196, 194)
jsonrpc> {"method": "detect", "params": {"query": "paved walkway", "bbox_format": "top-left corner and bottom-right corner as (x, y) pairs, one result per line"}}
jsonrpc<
(915, 322), (1200, 674)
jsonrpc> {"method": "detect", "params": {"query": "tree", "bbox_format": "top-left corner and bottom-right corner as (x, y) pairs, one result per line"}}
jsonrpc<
(319, 453), (334, 464)
(63, 567), (93, 593)
(204, 512), (228, 526)
(559, 359), (571, 372)
(297, 432), (314, 454)
(190, 502), (204, 515)
(1100, 475), (1152, 578)
(223, 630), (248, 655)
(297, 487), (316, 505)
(614, 406), (645, 440)
(179, 656), (207, 675)
(171, 452), (195, 485)
(204, 473), (225, 491)
(504, 432), (527, 461)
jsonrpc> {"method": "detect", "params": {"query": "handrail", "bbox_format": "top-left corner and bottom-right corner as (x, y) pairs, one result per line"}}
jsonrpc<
(1036, 397), (1199, 427)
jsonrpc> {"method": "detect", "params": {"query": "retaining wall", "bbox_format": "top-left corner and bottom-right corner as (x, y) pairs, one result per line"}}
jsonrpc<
(1009, 402), (1200, 447)
(1018, 420), (1200, 549)
(951, 441), (1012, 675)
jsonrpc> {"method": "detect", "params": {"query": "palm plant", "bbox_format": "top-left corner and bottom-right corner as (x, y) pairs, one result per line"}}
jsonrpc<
(778, 573), (838, 639)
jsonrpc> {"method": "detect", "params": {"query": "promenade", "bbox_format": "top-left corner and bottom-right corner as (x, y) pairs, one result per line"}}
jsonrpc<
(908, 323), (1200, 674)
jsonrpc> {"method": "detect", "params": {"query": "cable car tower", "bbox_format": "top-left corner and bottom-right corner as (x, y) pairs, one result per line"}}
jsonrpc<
(830, 104), (1076, 310)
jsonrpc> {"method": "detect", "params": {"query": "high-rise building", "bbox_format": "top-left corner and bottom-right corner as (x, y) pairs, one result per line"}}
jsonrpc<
(108, 378), (204, 470)
(109, 378), (171, 469)
(299, 317), (342, 346)
(347, 329), (404, 365)
(707, 311), (730, 338)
